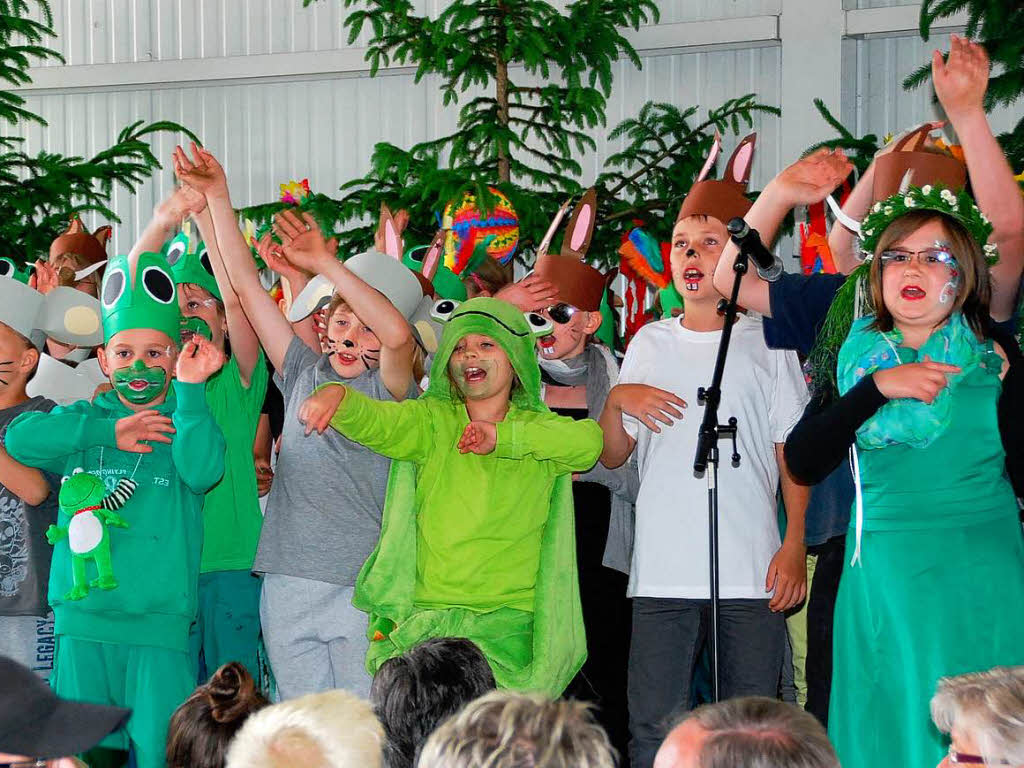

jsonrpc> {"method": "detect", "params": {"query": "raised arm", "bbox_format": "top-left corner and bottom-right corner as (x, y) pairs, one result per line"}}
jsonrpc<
(173, 144), (295, 373)
(713, 149), (852, 316)
(129, 185), (207, 259)
(275, 210), (416, 401)
(189, 206), (263, 385)
(935, 35), (1024, 320)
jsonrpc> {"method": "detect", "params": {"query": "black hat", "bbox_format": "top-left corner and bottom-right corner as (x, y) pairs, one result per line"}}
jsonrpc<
(0, 656), (130, 759)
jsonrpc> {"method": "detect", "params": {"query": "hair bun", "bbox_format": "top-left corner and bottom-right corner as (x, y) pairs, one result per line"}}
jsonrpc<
(205, 662), (261, 724)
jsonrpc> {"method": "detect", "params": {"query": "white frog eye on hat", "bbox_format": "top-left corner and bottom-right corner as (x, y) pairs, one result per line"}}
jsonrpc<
(524, 312), (553, 337)
(430, 299), (461, 323)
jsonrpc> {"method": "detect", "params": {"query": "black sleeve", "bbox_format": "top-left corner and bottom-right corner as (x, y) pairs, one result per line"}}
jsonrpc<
(784, 376), (888, 485)
(991, 327), (1024, 499)
(762, 272), (846, 355)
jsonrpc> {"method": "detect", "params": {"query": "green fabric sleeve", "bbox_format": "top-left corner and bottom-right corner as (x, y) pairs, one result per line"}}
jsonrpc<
(171, 381), (226, 494)
(494, 412), (603, 474)
(324, 383), (432, 464)
(4, 403), (117, 474)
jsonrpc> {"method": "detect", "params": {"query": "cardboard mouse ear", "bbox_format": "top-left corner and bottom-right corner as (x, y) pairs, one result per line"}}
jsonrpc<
(560, 188), (598, 260)
(695, 131), (722, 183)
(421, 230), (445, 282)
(287, 274), (335, 322)
(723, 133), (757, 189)
(37, 287), (104, 348)
(376, 204), (405, 261)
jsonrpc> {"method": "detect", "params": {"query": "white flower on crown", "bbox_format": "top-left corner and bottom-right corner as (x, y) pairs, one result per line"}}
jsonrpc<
(905, 196), (917, 208)
(922, 185), (933, 195)
(980, 212), (990, 225)
(940, 189), (957, 205)
(883, 206), (894, 216)
(863, 227), (874, 236)
(872, 202), (882, 213)
(984, 243), (997, 255)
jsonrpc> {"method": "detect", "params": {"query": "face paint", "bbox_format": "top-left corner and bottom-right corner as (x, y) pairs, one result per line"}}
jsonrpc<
(181, 316), (213, 342)
(112, 359), (167, 405)
(449, 357), (499, 396)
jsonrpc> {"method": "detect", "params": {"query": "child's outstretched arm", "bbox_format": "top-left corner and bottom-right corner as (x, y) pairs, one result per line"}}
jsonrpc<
(188, 204), (263, 386)
(172, 144), (295, 374)
(935, 36), (1024, 321)
(172, 336), (227, 493)
(0, 443), (51, 505)
(129, 185), (207, 258)
(456, 412), (603, 475)
(275, 211), (416, 401)
(299, 383), (430, 463)
(598, 383), (687, 468)
(712, 149), (852, 316)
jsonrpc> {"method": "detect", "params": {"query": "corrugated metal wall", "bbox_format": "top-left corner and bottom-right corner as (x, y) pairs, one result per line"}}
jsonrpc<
(6, 1), (1019, 257)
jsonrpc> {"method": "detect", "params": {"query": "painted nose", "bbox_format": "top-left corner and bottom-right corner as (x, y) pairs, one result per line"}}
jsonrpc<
(686, 248), (696, 257)
(342, 339), (355, 348)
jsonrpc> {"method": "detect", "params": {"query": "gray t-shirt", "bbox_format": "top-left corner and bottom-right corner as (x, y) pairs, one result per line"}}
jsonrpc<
(0, 397), (59, 616)
(253, 338), (411, 586)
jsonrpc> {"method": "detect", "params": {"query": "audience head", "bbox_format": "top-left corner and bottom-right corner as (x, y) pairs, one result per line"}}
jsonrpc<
(0, 655), (129, 767)
(166, 662), (268, 768)
(654, 697), (839, 768)
(931, 666), (1024, 767)
(225, 689), (383, 768)
(417, 690), (615, 768)
(370, 637), (496, 768)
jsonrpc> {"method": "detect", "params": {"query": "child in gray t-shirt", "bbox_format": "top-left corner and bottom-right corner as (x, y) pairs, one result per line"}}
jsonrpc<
(181, 144), (421, 699)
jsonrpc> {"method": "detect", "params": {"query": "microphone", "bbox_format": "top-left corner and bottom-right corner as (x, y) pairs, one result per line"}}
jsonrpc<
(727, 218), (783, 282)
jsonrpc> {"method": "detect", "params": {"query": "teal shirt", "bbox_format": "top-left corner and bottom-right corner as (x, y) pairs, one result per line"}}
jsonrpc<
(5, 383), (226, 652)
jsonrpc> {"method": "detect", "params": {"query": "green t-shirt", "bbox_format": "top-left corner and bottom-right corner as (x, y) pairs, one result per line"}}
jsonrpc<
(201, 354), (268, 572)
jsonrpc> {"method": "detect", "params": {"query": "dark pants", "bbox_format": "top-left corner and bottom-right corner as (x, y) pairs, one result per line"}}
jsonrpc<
(627, 597), (786, 768)
(804, 534), (845, 726)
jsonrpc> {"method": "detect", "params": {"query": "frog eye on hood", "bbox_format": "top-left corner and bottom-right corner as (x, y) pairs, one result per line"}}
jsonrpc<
(524, 312), (553, 338)
(198, 246), (214, 277)
(102, 268), (127, 309)
(142, 266), (175, 305)
(430, 299), (461, 323)
(0, 258), (14, 278)
(164, 239), (186, 266)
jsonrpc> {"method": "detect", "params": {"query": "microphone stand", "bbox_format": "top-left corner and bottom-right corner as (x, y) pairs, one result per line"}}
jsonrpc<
(692, 217), (751, 702)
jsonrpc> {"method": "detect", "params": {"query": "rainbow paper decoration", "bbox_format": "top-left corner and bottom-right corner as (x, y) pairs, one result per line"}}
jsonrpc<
(618, 227), (671, 289)
(442, 188), (519, 272)
(280, 178), (312, 205)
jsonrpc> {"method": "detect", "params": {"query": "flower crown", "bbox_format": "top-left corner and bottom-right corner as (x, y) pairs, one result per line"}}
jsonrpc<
(859, 184), (997, 266)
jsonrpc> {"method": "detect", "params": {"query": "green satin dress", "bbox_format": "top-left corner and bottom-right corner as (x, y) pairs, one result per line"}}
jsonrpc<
(829, 349), (1024, 768)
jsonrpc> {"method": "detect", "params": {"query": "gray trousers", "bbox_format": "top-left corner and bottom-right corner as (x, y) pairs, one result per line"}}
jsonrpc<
(627, 597), (785, 768)
(259, 573), (371, 700)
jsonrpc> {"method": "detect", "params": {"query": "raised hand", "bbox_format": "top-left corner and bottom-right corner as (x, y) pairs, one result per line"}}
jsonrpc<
(29, 259), (59, 294)
(172, 142), (228, 197)
(273, 210), (337, 276)
(611, 383), (687, 434)
(114, 409), (176, 453)
(872, 360), (961, 403)
(933, 34), (988, 121)
(153, 184), (207, 227)
(769, 148), (853, 208)
(766, 539), (808, 612)
(458, 421), (497, 455)
(298, 385), (346, 436)
(176, 335), (227, 384)
(493, 274), (559, 312)
(258, 232), (309, 284)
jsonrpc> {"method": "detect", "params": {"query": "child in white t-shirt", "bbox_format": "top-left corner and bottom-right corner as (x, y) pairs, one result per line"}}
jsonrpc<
(598, 135), (810, 768)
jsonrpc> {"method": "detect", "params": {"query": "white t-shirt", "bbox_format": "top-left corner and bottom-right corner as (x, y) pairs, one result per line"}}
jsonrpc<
(619, 314), (808, 599)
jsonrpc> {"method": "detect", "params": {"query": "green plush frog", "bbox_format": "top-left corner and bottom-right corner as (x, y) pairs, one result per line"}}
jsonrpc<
(45, 471), (137, 601)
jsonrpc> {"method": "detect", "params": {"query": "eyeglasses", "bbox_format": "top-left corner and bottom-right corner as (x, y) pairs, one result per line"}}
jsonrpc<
(948, 745), (1011, 764)
(879, 247), (958, 271)
(548, 303), (580, 325)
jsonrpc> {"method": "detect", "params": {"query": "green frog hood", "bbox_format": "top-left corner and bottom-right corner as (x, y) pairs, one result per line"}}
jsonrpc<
(163, 229), (222, 302)
(426, 297), (553, 411)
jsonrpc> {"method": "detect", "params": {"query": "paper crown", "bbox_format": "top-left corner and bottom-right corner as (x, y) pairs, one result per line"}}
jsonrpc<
(100, 253), (181, 344)
(676, 132), (756, 225)
(443, 187), (519, 272)
(872, 125), (967, 203)
(163, 226), (222, 302)
(0, 278), (103, 350)
(532, 188), (609, 312)
(50, 216), (112, 267)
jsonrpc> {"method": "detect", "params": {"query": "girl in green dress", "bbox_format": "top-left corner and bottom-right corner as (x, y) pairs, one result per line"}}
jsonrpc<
(783, 184), (1024, 768)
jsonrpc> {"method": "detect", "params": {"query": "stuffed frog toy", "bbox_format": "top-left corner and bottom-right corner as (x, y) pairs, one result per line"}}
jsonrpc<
(45, 471), (137, 601)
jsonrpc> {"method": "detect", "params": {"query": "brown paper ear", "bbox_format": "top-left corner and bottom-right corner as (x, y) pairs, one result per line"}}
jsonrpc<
(375, 204), (404, 260)
(61, 216), (86, 237)
(723, 133), (756, 189)
(872, 124), (966, 203)
(695, 131), (722, 183)
(92, 225), (113, 249)
(421, 230), (445, 282)
(560, 188), (597, 260)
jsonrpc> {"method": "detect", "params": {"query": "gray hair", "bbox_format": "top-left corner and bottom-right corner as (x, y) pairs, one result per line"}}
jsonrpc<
(931, 666), (1024, 765)
(416, 690), (615, 768)
(687, 697), (839, 768)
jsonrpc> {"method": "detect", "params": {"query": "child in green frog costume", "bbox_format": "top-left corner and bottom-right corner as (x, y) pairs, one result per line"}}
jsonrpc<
(45, 472), (136, 600)
(5, 250), (226, 768)
(299, 297), (604, 694)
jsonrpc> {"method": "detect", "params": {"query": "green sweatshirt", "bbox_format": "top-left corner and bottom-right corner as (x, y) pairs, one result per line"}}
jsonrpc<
(5, 383), (226, 652)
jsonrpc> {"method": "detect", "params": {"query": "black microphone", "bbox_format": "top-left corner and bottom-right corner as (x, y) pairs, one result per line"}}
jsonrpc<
(727, 218), (783, 282)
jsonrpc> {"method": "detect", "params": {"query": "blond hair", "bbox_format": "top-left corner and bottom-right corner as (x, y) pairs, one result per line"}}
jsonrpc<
(931, 666), (1024, 766)
(225, 689), (383, 768)
(417, 690), (615, 768)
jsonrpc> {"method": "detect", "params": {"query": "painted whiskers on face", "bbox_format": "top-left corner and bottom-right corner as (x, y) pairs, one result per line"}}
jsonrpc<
(0, 361), (12, 387)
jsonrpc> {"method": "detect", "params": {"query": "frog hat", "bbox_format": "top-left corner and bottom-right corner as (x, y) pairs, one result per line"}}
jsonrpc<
(100, 252), (181, 345)
(163, 223), (221, 302)
(426, 296), (553, 409)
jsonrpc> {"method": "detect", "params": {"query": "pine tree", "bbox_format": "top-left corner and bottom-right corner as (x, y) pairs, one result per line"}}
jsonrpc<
(0, 0), (198, 262)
